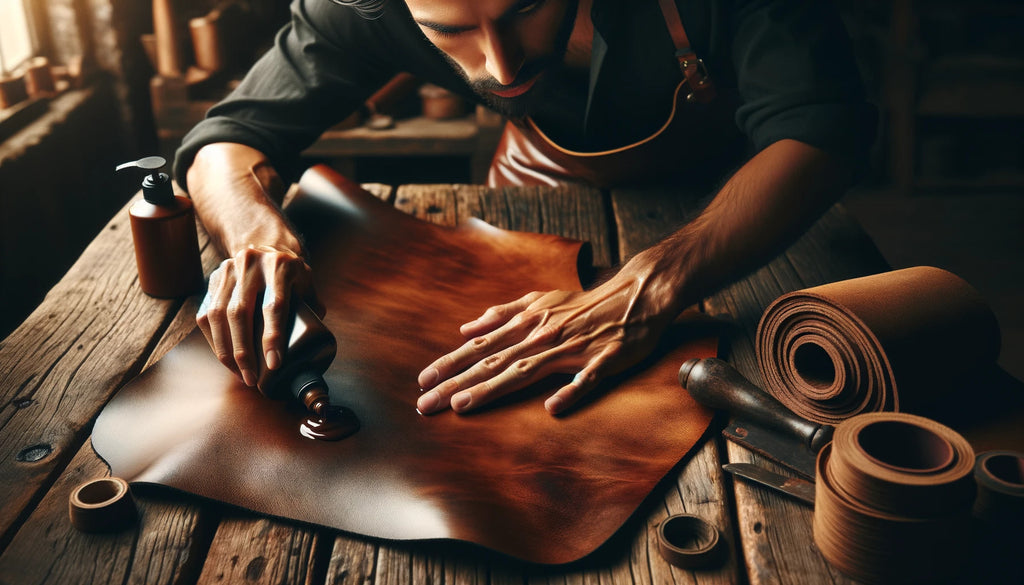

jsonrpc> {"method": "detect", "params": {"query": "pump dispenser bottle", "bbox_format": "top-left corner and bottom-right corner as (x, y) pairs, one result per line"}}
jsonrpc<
(117, 156), (204, 298)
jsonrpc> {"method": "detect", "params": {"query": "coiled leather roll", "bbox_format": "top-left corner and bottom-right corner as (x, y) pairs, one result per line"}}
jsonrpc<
(813, 412), (976, 584)
(973, 450), (1024, 529)
(756, 266), (1000, 425)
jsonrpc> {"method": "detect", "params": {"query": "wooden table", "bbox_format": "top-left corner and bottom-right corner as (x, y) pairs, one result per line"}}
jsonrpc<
(0, 181), (894, 585)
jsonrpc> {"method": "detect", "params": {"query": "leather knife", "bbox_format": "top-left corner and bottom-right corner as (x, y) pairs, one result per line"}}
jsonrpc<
(723, 462), (816, 506)
(679, 358), (833, 480)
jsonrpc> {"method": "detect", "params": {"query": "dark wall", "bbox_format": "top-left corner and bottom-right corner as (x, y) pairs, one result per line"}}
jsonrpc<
(0, 81), (134, 339)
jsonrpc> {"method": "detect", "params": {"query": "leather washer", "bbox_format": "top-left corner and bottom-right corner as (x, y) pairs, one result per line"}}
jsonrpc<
(657, 513), (723, 569)
(69, 477), (137, 533)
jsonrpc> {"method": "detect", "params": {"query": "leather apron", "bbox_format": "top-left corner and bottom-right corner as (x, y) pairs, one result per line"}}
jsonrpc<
(488, 0), (741, 189)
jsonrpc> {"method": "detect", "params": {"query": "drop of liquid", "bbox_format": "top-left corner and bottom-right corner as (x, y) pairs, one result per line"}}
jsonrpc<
(299, 405), (360, 441)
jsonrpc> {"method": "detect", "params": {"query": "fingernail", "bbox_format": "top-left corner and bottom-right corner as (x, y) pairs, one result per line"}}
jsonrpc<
(419, 367), (439, 389)
(266, 350), (281, 370)
(452, 393), (472, 412)
(241, 369), (256, 387)
(417, 391), (440, 414)
(545, 395), (563, 414)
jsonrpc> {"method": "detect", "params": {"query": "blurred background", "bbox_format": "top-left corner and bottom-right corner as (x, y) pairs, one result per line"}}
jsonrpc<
(0, 0), (1021, 380)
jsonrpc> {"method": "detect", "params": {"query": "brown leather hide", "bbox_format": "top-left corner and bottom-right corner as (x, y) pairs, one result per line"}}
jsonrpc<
(92, 166), (715, 564)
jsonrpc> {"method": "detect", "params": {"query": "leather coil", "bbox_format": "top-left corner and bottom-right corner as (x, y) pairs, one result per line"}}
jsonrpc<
(970, 450), (1024, 584)
(656, 514), (723, 569)
(813, 412), (976, 584)
(973, 450), (1024, 524)
(756, 266), (1000, 425)
(69, 477), (137, 533)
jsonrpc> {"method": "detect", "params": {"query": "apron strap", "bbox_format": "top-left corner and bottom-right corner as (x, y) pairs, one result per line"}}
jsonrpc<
(656, 0), (716, 103)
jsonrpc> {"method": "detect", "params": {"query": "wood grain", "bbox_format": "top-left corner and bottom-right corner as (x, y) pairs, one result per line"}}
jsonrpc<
(0, 438), (213, 585)
(0, 179), (892, 584)
(611, 187), (742, 585)
(0, 194), (218, 552)
(703, 204), (887, 585)
(195, 517), (323, 585)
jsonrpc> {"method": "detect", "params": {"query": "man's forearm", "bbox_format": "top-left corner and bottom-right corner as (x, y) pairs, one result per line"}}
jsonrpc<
(186, 142), (304, 259)
(627, 139), (853, 317)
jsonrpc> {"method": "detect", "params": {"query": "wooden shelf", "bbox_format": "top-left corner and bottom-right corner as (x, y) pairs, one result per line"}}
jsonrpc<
(302, 115), (483, 158)
(886, 0), (1024, 192)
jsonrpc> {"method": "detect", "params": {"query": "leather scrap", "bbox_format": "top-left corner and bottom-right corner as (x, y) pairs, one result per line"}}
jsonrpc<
(92, 165), (716, 564)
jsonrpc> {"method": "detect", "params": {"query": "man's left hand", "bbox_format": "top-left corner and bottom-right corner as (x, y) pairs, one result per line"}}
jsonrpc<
(415, 271), (671, 416)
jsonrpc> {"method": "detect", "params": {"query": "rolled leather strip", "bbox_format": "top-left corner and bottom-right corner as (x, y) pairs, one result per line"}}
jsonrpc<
(971, 451), (1024, 585)
(756, 266), (1000, 425)
(656, 514), (723, 569)
(69, 477), (137, 533)
(813, 413), (976, 584)
(973, 450), (1024, 527)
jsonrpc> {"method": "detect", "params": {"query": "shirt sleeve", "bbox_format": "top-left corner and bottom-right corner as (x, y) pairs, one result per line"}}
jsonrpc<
(172, 0), (401, 190)
(730, 0), (878, 174)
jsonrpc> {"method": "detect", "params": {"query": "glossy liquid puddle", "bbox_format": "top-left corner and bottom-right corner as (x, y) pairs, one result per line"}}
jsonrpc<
(300, 405), (360, 441)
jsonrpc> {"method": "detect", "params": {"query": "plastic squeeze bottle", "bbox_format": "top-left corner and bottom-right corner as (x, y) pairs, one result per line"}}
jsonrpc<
(255, 300), (358, 441)
(254, 300), (338, 415)
(116, 156), (204, 298)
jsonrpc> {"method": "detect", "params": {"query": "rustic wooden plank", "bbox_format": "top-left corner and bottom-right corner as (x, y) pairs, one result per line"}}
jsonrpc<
(609, 187), (709, 261)
(608, 188), (742, 585)
(701, 205), (890, 585)
(0, 227), (225, 585)
(195, 516), (323, 585)
(0, 191), (220, 553)
(726, 440), (855, 585)
(325, 534), (377, 584)
(0, 437), (214, 585)
(303, 116), (481, 158)
(492, 184), (613, 269)
(782, 204), (890, 288)
(396, 183), (611, 276)
(394, 184), (469, 226)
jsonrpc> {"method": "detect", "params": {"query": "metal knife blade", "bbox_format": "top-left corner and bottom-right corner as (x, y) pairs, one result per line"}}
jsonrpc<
(723, 462), (816, 506)
(723, 421), (818, 480)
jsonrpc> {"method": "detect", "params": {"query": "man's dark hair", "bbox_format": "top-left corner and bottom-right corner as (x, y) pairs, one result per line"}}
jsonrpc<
(329, 0), (387, 19)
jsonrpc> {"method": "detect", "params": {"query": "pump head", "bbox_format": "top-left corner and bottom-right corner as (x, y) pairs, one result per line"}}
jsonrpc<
(116, 156), (174, 206)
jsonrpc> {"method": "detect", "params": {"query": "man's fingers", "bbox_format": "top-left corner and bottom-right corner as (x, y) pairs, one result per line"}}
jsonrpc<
(418, 343), (580, 415)
(260, 252), (306, 371)
(260, 288), (289, 371)
(459, 291), (544, 337)
(418, 312), (537, 390)
(544, 348), (617, 415)
(203, 261), (240, 376)
(227, 279), (258, 386)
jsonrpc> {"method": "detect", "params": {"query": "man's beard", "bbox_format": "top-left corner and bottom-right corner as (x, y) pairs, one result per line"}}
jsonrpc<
(445, 0), (579, 119)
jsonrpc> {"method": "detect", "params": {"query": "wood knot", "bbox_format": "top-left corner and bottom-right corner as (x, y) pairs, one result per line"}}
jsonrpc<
(16, 443), (52, 462)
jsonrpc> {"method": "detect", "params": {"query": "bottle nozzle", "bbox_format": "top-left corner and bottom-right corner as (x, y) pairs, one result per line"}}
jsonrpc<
(116, 156), (174, 206)
(294, 374), (331, 415)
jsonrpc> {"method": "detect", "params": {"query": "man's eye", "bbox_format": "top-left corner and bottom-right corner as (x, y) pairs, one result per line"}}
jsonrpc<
(515, 0), (545, 15)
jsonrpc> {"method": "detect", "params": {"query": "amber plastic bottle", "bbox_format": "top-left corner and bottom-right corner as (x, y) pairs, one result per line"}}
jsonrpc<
(255, 301), (338, 414)
(117, 156), (204, 298)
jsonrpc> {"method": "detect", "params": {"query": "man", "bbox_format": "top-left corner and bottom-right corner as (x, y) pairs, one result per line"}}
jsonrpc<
(178, 0), (876, 416)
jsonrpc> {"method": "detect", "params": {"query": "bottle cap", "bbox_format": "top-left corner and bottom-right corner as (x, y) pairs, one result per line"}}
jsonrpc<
(116, 156), (175, 206)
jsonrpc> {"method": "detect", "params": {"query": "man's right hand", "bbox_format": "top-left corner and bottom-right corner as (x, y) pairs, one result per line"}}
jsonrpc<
(197, 245), (321, 387)
(186, 142), (318, 387)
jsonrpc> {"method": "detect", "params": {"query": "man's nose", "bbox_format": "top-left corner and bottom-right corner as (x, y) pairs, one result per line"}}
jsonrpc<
(480, 23), (523, 86)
